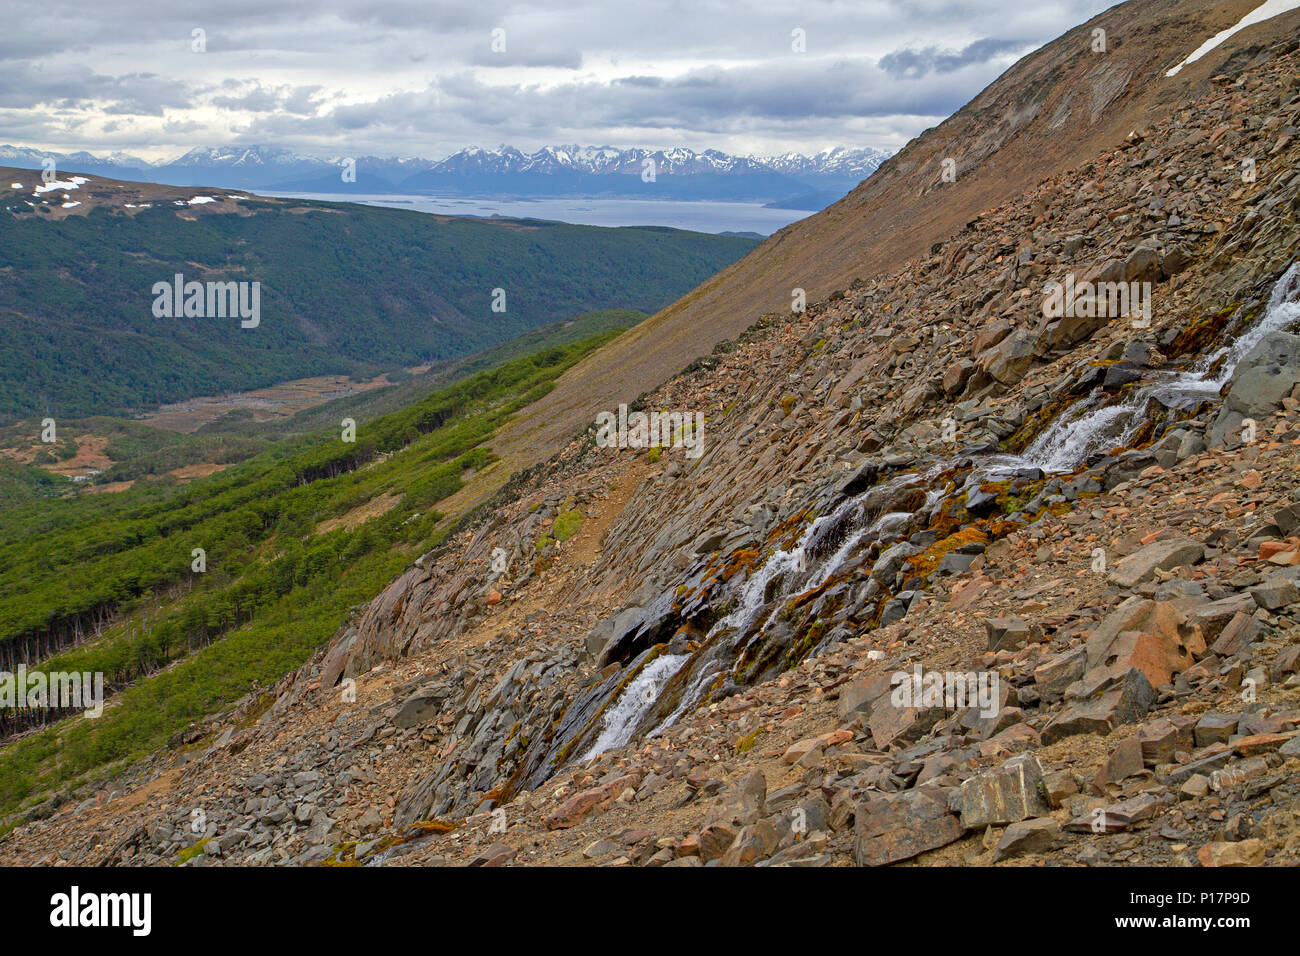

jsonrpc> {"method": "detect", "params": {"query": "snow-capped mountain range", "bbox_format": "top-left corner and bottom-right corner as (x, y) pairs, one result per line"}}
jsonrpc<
(0, 144), (892, 209)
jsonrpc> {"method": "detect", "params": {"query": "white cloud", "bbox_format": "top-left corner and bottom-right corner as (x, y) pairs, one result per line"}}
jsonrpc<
(0, 0), (1115, 159)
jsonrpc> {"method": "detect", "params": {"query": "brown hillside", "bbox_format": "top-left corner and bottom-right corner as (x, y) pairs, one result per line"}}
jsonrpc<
(480, 0), (1300, 482)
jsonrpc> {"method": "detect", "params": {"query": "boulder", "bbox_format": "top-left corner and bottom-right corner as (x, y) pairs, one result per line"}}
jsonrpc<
(1187, 593), (1257, 641)
(1033, 648), (1087, 703)
(392, 684), (450, 729)
(1209, 331), (1300, 446)
(1085, 598), (1204, 687)
(854, 789), (966, 866)
(978, 329), (1037, 386)
(1042, 667), (1157, 744)
(992, 818), (1060, 862)
(942, 359), (976, 396)
(958, 753), (1050, 828)
(985, 616), (1032, 652)
(1250, 575), (1299, 611)
(1197, 839), (1266, 867)
(868, 693), (945, 749)
(1210, 611), (1260, 657)
(1106, 538), (1204, 589)
(836, 673), (893, 720)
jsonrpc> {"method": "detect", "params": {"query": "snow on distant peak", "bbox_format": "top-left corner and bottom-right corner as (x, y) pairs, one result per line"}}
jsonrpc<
(1166, 0), (1300, 76)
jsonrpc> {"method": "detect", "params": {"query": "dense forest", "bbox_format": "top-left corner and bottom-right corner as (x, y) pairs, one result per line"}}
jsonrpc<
(0, 197), (754, 420)
(0, 329), (620, 812)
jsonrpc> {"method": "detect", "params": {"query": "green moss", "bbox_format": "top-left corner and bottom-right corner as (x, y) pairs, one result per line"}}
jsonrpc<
(174, 837), (212, 866)
(552, 508), (584, 542)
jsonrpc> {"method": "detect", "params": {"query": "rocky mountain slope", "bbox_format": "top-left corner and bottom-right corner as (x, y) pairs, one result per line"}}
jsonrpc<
(3, 3), (1300, 867)
(473, 0), (1300, 502)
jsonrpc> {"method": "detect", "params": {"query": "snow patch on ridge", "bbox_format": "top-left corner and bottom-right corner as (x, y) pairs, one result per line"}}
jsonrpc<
(1166, 0), (1300, 76)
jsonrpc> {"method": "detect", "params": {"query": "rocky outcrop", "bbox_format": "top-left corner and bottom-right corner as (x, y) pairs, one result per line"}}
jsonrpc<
(1210, 331), (1300, 446)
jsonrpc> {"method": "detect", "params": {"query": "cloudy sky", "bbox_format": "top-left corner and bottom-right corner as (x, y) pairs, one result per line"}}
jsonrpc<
(3, 0), (1115, 161)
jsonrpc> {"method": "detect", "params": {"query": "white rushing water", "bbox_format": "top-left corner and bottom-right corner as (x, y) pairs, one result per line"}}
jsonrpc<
(808, 510), (911, 588)
(581, 653), (690, 761)
(713, 475), (922, 638)
(625, 266), (1300, 750)
(1021, 261), (1300, 473)
(645, 496), (920, 738)
(648, 661), (720, 739)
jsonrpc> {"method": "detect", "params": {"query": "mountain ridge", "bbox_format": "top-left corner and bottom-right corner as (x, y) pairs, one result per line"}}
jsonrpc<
(470, 0), (1300, 503)
(0, 143), (891, 205)
(0, 171), (758, 420)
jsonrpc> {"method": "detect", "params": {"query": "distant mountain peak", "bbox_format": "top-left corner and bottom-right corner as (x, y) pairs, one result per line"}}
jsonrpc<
(0, 142), (894, 208)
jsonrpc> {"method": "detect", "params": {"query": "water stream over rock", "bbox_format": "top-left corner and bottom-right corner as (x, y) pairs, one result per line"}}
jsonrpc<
(1019, 261), (1300, 473)
(546, 261), (1300, 783)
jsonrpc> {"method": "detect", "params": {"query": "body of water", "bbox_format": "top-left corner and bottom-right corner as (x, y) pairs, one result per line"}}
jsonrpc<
(256, 191), (807, 235)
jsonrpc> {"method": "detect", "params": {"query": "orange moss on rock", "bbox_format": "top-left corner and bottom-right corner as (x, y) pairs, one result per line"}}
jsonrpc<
(903, 525), (990, 580)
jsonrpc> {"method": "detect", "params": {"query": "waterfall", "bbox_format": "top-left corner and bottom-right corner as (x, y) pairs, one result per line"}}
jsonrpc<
(580, 653), (690, 761)
(1021, 261), (1300, 473)
(645, 499), (919, 738)
(808, 510), (910, 588)
(1020, 393), (1149, 473)
(647, 661), (720, 738)
(713, 487), (880, 636)
(598, 263), (1300, 758)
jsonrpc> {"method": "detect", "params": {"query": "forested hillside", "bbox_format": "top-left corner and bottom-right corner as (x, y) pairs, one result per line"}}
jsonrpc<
(0, 176), (755, 420)
(0, 328), (620, 809)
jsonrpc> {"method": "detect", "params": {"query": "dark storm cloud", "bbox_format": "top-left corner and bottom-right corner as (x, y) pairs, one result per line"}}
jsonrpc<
(878, 37), (1030, 79)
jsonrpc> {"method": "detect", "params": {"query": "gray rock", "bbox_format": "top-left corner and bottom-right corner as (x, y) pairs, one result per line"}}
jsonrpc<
(393, 684), (450, 729)
(958, 754), (1050, 829)
(1034, 648), (1087, 703)
(1274, 503), (1300, 538)
(1042, 667), (1157, 744)
(1193, 712), (1239, 748)
(1250, 575), (1299, 611)
(992, 817), (1060, 862)
(1107, 537), (1204, 589)
(1210, 331), (1300, 446)
(980, 329), (1037, 386)
(854, 789), (966, 866)
(985, 616), (1032, 652)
